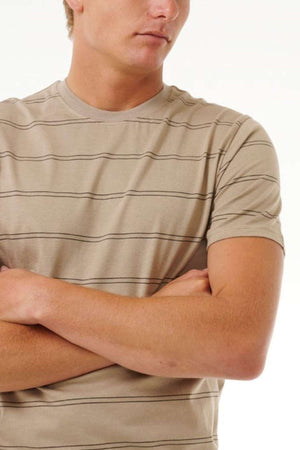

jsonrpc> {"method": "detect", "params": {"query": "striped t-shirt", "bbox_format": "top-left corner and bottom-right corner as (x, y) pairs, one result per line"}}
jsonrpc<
(0, 79), (285, 449)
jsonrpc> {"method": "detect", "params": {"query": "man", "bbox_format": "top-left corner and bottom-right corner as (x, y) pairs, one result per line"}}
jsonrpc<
(0, 1), (284, 449)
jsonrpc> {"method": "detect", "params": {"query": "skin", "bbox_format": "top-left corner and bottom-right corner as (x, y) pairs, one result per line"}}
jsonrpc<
(0, 264), (212, 392)
(65, 0), (190, 111)
(0, 266), (210, 325)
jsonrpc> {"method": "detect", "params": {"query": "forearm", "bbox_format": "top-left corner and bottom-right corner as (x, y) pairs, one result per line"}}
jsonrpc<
(37, 280), (250, 380)
(0, 320), (116, 393)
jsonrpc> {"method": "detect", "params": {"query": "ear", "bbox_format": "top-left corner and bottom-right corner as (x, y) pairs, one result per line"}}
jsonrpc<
(66, 0), (83, 13)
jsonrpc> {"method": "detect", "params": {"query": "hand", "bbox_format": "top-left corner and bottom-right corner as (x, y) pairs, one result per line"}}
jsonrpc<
(151, 268), (211, 298)
(0, 265), (51, 325)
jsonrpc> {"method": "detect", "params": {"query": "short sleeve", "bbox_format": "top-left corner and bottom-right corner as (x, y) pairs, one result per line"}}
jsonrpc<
(206, 115), (285, 256)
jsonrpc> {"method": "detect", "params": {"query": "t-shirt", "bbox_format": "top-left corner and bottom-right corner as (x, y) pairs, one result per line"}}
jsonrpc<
(0, 79), (285, 449)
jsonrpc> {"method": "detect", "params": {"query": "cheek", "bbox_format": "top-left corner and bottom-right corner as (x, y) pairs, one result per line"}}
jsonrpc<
(80, 4), (111, 47)
(83, 23), (108, 53)
(180, 2), (190, 26)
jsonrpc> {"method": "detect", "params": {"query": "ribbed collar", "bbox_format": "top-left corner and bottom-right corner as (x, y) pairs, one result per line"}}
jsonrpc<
(56, 77), (172, 122)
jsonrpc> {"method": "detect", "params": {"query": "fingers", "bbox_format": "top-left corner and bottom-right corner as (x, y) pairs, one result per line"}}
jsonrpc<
(180, 268), (208, 278)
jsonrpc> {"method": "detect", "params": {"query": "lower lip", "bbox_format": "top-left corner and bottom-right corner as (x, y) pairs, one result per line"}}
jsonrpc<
(137, 34), (167, 44)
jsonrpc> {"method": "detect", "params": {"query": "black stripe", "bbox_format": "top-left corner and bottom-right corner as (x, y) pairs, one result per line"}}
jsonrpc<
(2, 94), (62, 105)
(217, 140), (275, 175)
(0, 149), (226, 162)
(0, 230), (204, 242)
(0, 117), (238, 131)
(1, 394), (219, 409)
(242, 208), (278, 218)
(22, 94), (61, 104)
(1, 396), (219, 411)
(0, 390), (220, 404)
(0, 189), (215, 201)
(210, 210), (278, 223)
(167, 93), (197, 106)
(210, 212), (257, 224)
(0, 434), (218, 449)
(241, 139), (274, 148)
(215, 174), (279, 198)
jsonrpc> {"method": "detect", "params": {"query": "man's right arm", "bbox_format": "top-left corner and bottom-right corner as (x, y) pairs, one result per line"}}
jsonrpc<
(0, 270), (211, 393)
(0, 320), (116, 393)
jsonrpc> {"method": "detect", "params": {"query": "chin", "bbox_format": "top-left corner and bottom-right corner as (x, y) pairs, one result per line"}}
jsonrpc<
(128, 55), (165, 72)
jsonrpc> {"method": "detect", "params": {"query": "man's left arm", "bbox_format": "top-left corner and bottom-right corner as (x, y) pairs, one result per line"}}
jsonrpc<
(30, 235), (283, 380)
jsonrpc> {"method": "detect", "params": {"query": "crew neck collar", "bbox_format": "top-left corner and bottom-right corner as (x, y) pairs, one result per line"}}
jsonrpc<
(56, 77), (171, 122)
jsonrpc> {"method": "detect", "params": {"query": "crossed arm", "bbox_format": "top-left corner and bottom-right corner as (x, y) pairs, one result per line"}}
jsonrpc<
(0, 320), (115, 392)
(0, 236), (284, 393)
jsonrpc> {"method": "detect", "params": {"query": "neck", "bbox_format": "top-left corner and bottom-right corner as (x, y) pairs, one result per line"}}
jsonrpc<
(66, 43), (164, 112)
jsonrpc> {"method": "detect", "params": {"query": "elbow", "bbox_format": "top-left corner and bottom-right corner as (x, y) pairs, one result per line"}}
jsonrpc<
(235, 342), (266, 380)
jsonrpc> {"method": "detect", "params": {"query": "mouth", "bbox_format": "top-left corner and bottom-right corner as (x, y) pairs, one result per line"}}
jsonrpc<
(136, 33), (169, 43)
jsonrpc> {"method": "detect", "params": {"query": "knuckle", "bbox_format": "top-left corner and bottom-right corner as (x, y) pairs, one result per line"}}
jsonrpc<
(197, 278), (210, 288)
(188, 269), (202, 275)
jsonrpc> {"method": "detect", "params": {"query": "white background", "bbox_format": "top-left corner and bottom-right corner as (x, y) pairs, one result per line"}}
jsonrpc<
(0, 1), (299, 449)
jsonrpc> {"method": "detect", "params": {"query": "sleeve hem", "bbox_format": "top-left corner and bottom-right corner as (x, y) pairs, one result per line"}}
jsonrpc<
(206, 228), (285, 256)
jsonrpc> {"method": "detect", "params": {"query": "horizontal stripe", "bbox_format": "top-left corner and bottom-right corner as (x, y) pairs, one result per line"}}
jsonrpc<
(1, 391), (220, 407)
(0, 434), (219, 449)
(217, 139), (275, 174)
(0, 149), (226, 162)
(0, 117), (239, 130)
(0, 189), (215, 200)
(215, 174), (279, 199)
(0, 232), (204, 246)
(210, 210), (279, 223)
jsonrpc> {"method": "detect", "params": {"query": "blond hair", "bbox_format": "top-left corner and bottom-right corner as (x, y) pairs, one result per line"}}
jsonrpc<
(63, 0), (74, 40)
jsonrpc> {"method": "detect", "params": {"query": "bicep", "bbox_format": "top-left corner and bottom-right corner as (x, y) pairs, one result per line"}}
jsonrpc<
(207, 236), (284, 373)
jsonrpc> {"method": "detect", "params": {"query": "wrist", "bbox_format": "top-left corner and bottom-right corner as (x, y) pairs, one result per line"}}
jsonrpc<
(33, 275), (62, 324)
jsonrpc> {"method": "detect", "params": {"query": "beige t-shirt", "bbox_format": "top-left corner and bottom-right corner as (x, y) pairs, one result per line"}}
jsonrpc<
(0, 79), (285, 449)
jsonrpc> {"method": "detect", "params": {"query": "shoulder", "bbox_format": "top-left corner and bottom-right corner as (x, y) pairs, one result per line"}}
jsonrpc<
(0, 81), (60, 124)
(168, 84), (269, 145)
